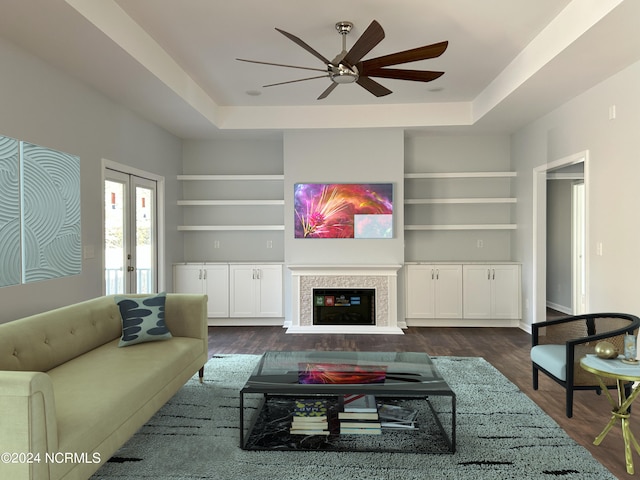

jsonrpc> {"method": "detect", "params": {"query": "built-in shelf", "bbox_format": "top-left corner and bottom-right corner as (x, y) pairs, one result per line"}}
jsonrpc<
(404, 171), (517, 232)
(177, 173), (284, 233)
(178, 200), (284, 206)
(405, 224), (517, 231)
(177, 174), (284, 181)
(404, 172), (517, 179)
(177, 225), (285, 231)
(405, 198), (516, 205)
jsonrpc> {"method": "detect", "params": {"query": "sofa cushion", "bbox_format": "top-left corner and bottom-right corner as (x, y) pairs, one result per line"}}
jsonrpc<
(0, 297), (122, 372)
(47, 336), (202, 459)
(115, 292), (172, 347)
(531, 344), (567, 381)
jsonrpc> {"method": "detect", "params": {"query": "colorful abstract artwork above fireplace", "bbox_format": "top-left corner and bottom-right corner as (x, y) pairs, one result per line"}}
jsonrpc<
(293, 183), (393, 239)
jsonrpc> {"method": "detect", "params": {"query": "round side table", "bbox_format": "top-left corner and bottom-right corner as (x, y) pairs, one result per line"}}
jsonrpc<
(580, 354), (640, 475)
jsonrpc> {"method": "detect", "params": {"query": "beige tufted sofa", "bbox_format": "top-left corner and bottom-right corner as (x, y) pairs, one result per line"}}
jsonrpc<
(0, 293), (208, 480)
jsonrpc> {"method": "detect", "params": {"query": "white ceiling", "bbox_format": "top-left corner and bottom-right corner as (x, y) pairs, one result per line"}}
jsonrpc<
(1, 0), (639, 138)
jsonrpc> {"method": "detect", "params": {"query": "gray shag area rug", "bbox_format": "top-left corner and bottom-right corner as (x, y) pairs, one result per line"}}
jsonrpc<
(91, 354), (614, 480)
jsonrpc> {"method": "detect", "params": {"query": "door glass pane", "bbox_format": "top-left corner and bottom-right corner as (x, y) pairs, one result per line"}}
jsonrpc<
(135, 185), (154, 294)
(105, 180), (125, 294)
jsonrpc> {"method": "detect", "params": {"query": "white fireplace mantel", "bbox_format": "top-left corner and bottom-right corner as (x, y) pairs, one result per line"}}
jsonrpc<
(286, 265), (404, 335)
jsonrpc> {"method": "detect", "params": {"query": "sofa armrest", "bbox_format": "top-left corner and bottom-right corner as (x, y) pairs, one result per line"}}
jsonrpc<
(0, 371), (57, 479)
(164, 294), (208, 342)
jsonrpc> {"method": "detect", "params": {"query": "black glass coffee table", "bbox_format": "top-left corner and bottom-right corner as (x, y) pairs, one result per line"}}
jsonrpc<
(239, 351), (456, 453)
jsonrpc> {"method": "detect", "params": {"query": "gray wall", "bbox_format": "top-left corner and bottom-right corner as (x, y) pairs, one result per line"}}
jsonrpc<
(404, 134), (512, 262)
(283, 129), (405, 266)
(513, 59), (640, 327)
(0, 37), (183, 323)
(546, 179), (572, 311)
(181, 138), (284, 262)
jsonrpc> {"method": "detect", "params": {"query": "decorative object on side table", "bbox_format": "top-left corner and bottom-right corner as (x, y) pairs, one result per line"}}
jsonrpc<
(623, 334), (639, 364)
(595, 341), (618, 359)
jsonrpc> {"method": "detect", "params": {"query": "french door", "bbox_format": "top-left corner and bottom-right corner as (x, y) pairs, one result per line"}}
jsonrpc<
(104, 168), (157, 294)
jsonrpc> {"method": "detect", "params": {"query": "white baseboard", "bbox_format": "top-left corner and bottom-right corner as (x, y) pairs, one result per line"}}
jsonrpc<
(546, 301), (572, 315)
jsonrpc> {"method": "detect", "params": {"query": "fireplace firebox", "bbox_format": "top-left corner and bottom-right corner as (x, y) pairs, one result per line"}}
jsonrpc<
(313, 288), (375, 326)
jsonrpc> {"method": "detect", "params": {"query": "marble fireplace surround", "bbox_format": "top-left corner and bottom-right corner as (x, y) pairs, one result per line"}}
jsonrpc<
(286, 265), (403, 334)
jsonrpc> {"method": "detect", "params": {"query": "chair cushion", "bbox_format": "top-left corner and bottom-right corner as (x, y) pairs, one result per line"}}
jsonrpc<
(531, 344), (566, 381)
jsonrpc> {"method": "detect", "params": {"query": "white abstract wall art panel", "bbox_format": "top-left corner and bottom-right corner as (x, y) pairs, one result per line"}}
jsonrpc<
(0, 135), (21, 287)
(21, 142), (81, 282)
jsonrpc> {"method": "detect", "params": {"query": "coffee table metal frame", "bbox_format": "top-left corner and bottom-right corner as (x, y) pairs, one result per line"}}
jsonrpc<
(239, 351), (456, 453)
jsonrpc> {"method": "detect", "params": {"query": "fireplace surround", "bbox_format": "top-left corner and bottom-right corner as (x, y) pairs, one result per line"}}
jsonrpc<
(287, 265), (403, 334)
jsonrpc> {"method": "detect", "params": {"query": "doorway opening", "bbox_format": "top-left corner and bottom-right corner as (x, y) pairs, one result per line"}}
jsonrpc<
(533, 151), (588, 325)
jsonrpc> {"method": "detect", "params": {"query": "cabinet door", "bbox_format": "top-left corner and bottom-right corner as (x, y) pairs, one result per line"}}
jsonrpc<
(491, 265), (521, 319)
(173, 264), (204, 294)
(204, 265), (229, 318)
(434, 265), (463, 318)
(405, 265), (436, 318)
(229, 265), (256, 317)
(255, 265), (283, 317)
(462, 265), (492, 319)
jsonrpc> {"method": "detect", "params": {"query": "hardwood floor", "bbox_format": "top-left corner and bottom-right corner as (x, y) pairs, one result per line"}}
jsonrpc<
(208, 325), (635, 479)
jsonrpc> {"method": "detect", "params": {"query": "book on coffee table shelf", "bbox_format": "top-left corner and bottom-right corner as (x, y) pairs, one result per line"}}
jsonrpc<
(338, 411), (379, 420)
(378, 403), (418, 429)
(340, 426), (382, 435)
(339, 421), (382, 429)
(339, 395), (381, 435)
(293, 398), (328, 419)
(343, 394), (378, 412)
(290, 398), (330, 435)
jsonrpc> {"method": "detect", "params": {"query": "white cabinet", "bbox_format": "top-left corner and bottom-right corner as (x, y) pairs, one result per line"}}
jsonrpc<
(405, 264), (462, 318)
(229, 264), (283, 318)
(173, 263), (229, 317)
(462, 264), (521, 319)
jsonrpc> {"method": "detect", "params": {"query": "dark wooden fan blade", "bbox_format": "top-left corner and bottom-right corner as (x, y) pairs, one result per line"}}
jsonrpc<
(237, 58), (327, 73)
(343, 20), (385, 67)
(365, 69), (444, 83)
(275, 28), (331, 65)
(317, 83), (338, 100)
(359, 41), (448, 71)
(356, 76), (392, 97)
(263, 75), (330, 88)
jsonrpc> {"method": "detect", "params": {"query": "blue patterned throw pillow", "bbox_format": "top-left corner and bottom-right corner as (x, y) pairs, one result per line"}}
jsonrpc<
(115, 292), (172, 347)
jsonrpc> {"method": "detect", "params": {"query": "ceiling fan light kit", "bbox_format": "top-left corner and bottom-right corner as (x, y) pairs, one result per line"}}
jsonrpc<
(237, 20), (447, 100)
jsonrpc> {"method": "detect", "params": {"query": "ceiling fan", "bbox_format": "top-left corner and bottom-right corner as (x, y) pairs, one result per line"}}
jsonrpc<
(237, 20), (448, 100)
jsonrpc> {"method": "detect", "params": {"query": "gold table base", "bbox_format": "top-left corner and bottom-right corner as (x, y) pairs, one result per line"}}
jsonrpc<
(591, 375), (640, 475)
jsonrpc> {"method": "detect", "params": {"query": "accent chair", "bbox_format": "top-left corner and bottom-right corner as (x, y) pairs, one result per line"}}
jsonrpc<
(531, 312), (640, 418)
